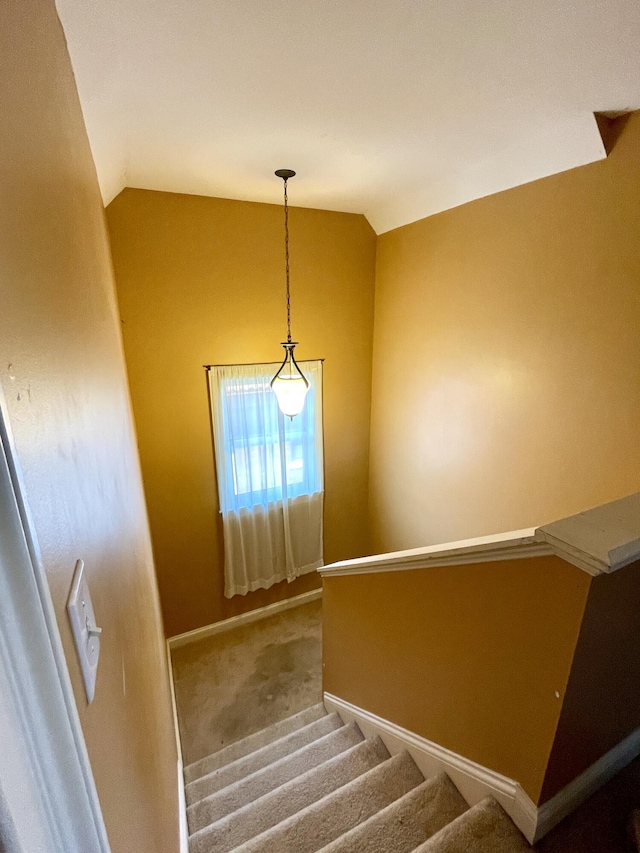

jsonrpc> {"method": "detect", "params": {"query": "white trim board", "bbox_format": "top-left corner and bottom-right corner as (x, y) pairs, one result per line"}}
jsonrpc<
(168, 588), (322, 650)
(535, 724), (640, 840)
(320, 491), (640, 579)
(0, 392), (110, 852)
(319, 530), (550, 577)
(324, 693), (640, 844)
(166, 641), (188, 853)
(323, 692), (538, 843)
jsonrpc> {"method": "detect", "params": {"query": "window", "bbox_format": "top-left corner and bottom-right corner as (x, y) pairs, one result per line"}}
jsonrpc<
(211, 361), (322, 513)
(208, 360), (324, 597)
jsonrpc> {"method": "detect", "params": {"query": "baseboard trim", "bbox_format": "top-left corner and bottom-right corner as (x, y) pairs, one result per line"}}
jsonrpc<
(324, 693), (640, 844)
(323, 692), (538, 843)
(536, 724), (640, 840)
(166, 641), (189, 853)
(168, 588), (323, 650)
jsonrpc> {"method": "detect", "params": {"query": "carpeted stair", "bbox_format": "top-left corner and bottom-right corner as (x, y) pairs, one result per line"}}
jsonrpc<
(185, 702), (532, 853)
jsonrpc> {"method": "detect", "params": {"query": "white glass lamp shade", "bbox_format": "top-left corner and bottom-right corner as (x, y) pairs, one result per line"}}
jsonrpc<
(272, 373), (309, 417)
(271, 343), (309, 417)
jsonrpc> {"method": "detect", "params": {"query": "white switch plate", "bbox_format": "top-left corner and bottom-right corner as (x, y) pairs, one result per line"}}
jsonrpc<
(67, 560), (102, 703)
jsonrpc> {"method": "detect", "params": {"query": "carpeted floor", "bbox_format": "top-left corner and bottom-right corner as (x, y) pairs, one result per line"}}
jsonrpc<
(172, 599), (322, 765)
(171, 596), (640, 850)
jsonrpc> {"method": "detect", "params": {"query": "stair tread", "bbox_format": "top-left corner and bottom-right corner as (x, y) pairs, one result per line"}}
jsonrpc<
(316, 772), (469, 853)
(188, 736), (390, 853)
(412, 797), (531, 852)
(186, 711), (342, 805)
(228, 749), (425, 853)
(187, 721), (364, 835)
(184, 703), (327, 784)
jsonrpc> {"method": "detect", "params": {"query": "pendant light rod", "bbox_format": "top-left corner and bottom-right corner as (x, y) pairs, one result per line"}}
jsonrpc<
(271, 168), (308, 418)
(275, 169), (296, 344)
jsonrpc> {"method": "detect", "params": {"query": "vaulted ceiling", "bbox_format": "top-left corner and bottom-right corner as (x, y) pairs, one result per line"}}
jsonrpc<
(56, 0), (640, 233)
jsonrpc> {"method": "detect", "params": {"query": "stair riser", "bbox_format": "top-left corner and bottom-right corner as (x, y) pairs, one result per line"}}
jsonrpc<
(413, 798), (531, 852)
(186, 712), (342, 805)
(315, 774), (468, 853)
(185, 705), (531, 853)
(188, 723), (364, 834)
(229, 750), (425, 853)
(184, 704), (327, 784)
(189, 737), (390, 853)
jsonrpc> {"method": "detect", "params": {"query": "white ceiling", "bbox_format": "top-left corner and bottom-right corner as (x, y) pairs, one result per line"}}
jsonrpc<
(56, 0), (640, 234)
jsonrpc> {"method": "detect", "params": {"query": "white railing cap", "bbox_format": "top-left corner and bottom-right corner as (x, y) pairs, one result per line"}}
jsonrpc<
(320, 492), (640, 579)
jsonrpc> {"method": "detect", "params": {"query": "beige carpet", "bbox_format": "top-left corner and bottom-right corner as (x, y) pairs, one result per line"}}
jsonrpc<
(172, 599), (322, 765)
(185, 704), (531, 853)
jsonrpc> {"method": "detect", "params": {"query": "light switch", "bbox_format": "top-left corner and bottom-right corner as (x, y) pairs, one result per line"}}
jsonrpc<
(67, 560), (102, 703)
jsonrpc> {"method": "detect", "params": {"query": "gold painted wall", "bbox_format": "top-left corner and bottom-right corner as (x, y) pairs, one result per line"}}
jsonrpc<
(0, 3), (178, 851)
(323, 556), (591, 803)
(106, 189), (376, 637)
(371, 113), (640, 553)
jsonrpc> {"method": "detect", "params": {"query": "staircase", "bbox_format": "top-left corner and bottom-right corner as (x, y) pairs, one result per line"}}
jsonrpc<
(184, 703), (532, 852)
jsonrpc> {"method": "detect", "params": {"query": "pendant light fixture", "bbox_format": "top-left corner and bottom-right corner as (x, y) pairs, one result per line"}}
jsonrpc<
(270, 169), (309, 418)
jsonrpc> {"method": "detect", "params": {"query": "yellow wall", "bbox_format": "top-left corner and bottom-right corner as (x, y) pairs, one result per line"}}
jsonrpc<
(371, 113), (640, 553)
(0, 3), (178, 852)
(106, 189), (376, 637)
(323, 555), (591, 803)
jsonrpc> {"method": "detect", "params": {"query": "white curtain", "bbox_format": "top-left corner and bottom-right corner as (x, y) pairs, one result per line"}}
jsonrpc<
(209, 360), (324, 598)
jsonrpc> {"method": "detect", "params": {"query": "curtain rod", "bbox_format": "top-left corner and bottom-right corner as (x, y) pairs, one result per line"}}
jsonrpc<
(204, 358), (325, 370)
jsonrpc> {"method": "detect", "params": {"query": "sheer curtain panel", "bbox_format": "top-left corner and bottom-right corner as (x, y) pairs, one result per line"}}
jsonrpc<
(208, 361), (324, 598)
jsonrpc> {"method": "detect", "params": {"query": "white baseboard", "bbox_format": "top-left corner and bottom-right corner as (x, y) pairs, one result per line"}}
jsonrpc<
(168, 588), (323, 650)
(166, 641), (189, 853)
(323, 692), (538, 843)
(324, 692), (640, 844)
(535, 724), (640, 840)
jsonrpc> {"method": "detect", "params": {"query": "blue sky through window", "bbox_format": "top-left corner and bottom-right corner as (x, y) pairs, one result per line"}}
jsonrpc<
(215, 363), (322, 513)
